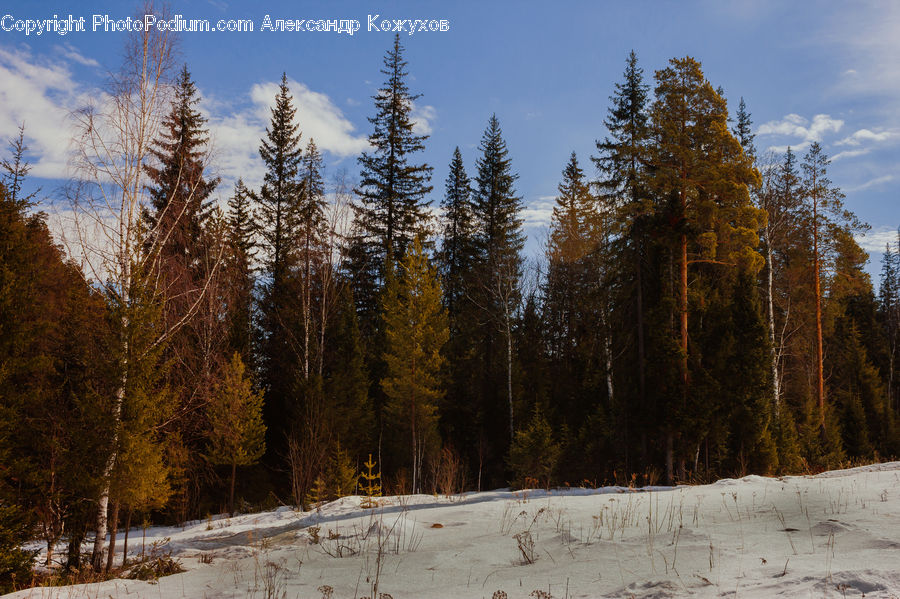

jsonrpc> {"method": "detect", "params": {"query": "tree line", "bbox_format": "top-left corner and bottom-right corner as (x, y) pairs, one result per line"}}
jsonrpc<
(1, 30), (899, 589)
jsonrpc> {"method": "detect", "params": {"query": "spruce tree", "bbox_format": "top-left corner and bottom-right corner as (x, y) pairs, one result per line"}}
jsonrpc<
(144, 65), (219, 282)
(880, 233), (900, 413)
(298, 139), (327, 380)
(350, 33), (433, 329)
(225, 179), (255, 363)
(470, 114), (524, 483)
(381, 237), (448, 494)
(544, 153), (604, 425)
(255, 73), (304, 454)
(593, 51), (651, 470)
(438, 147), (476, 323)
(436, 147), (479, 462)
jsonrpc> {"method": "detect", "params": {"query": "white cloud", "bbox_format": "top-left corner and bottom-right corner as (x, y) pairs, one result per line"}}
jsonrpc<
(831, 148), (871, 161)
(844, 174), (895, 193)
(56, 43), (100, 68)
(0, 45), (95, 179)
(856, 225), (899, 253)
(522, 195), (556, 228)
(757, 113), (843, 146)
(836, 128), (899, 146)
(410, 103), (436, 135)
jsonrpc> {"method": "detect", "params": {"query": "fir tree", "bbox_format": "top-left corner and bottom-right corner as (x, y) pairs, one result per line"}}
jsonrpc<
(438, 147), (476, 323)
(225, 179), (256, 362)
(256, 72), (303, 288)
(593, 51), (651, 470)
(144, 65), (219, 279)
(732, 97), (756, 161)
(381, 237), (448, 494)
(350, 33), (433, 329)
(255, 73), (304, 456)
(470, 115), (525, 478)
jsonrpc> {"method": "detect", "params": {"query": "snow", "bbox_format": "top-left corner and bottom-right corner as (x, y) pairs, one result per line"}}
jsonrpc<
(9, 462), (900, 598)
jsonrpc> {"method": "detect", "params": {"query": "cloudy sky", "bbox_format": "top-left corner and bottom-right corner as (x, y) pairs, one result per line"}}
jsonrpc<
(1, 0), (898, 279)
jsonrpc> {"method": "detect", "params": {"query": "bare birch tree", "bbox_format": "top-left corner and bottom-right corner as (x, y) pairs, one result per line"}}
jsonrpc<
(65, 12), (221, 571)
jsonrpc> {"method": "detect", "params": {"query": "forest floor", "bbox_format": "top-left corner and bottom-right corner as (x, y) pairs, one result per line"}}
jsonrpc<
(8, 462), (900, 598)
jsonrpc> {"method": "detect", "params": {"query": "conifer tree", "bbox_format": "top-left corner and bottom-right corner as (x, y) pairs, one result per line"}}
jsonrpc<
(800, 142), (865, 436)
(298, 139), (327, 380)
(207, 353), (266, 515)
(593, 51), (651, 468)
(436, 147), (480, 457)
(350, 33), (433, 330)
(470, 115), (525, 473)
(880, 233), (900, 412)
(438, 147), (476, 323)
(381, 237), (448, 494)
(732, 97), (756, 161)
(225, 179), (255, 362)
(144, 65), (219, 276)
(648, 57), (763, 482)
(255, 73), (304, 452)
(544, 153), (607, 440)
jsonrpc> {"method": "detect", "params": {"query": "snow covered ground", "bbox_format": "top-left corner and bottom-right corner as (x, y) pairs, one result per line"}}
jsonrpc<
(8, 462), (900, 598)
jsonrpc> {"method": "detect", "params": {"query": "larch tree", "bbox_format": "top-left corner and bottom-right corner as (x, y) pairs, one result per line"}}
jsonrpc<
(206, 352), (266, 515)
(381, 237), (448, 494)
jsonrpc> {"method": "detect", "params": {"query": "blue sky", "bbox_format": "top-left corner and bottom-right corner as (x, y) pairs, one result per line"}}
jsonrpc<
(1, 0), (898, 280)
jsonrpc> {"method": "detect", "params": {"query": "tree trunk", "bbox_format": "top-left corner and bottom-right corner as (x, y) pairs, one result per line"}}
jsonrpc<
(764, 224), (781, 416)
(679, 232), (689, 386)
(91, 362), (127, 572)
(665, 429), (674, 486)
(813, 195), (826, 433)
(230, 461), (237, 516)
(506, 311), (514, 445)
(122, 508), (131, 566)
(105, 501), (120, 573)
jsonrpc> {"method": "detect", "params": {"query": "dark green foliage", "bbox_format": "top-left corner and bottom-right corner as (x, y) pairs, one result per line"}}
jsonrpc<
(225, 179), (256, 362)
(350, 33), (433, 331)
(255, 73), (304, 459)
(0, 505), (35, 593)
(507, 408), (560, 489)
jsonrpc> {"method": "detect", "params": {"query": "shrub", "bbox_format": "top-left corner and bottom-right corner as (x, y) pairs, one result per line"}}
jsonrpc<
(508, 408), (560, 489)
(0, 505), (36, 593)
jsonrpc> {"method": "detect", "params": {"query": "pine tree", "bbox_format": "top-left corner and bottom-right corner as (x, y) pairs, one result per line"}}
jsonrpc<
(507, 407), (560, 489)
(381, 237), (448, 494)
(350, 33), (433, 330)
(648, 57), (763, 482)
(207, 353), (266, 515)
(800, 142), (865, 437)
